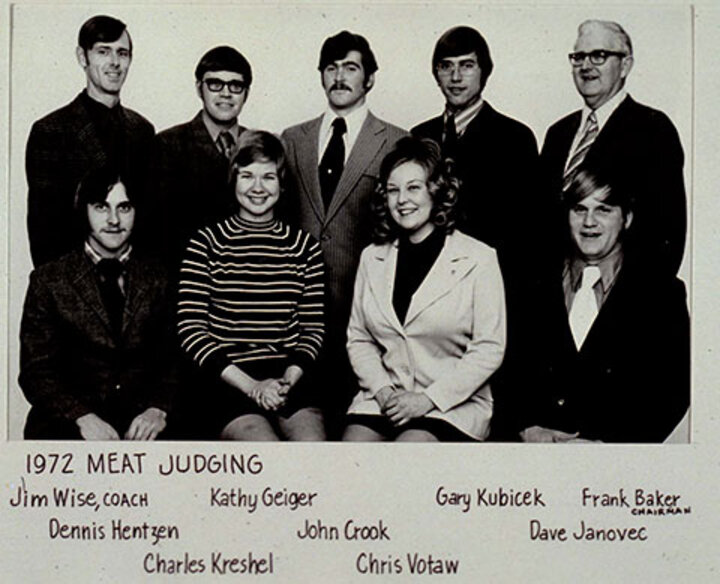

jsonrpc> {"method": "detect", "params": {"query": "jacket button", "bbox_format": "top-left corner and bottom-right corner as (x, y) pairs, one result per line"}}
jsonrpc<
(115, 384), (121, 391)
(557, 398), (565, 406)
(321, 233), (331, 241)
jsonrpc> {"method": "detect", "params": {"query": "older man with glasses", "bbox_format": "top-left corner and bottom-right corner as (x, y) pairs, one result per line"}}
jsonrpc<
(540, 19), (687, 276)
(153, 46), (252, 269)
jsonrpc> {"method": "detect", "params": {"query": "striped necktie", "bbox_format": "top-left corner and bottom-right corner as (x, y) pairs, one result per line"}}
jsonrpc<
(563, 112), (598, 191)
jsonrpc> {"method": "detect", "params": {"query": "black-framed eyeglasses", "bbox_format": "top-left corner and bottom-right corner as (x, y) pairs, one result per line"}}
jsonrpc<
(568, 50), (627, 67)
(202, 78), (246, 94)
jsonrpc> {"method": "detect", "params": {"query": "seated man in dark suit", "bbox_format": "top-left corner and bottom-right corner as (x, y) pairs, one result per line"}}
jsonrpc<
(26, 15), (154, 267)
(18, 165), (178, 440)
(411, 26), (540, 287)
(540, 19), (686, 275)
(153, 46), (252, 269)
(500, 164), (689, 443)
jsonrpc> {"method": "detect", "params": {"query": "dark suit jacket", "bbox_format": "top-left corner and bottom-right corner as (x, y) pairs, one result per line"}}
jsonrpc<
(281, 113), (407, 346)
(18, 249), (179, 439)
(540, 95), (687, 274)
(412, 102), (540, 282)
(153, 112), (245, 268)
(25, 92), (155, 267)
(498, 258), (689, 443)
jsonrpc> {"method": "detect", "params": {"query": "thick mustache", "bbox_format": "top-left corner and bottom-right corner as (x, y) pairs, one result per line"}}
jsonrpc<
(330, 83), (352, 91)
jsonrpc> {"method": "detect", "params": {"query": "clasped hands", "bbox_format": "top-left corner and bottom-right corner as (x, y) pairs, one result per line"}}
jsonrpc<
(375, 386), (434, 426)
(248, 365), (303, 411)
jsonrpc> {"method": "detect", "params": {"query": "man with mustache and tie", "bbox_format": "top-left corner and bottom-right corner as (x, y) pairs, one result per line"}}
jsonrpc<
(282, 31), (407, 438)
(153, 46), (252, 269)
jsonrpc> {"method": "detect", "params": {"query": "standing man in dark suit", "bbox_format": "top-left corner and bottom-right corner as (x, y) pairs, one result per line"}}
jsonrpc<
(540, 19), (687, 275)
(411, 26), (540, 286)
(153, 46), (252, 268)
(282, 31), (407, 437)
(25, 15), (154, 267)
(19, 165), (178, 440)
(504, 165), (689, 443)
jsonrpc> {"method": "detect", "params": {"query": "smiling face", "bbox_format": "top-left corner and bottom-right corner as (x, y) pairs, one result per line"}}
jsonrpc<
(572, 23), (633, 109)
(321, 50), (372, 114)
(386, 161), (435, 243)
(77, 30), (131, 103)
(87, 181), (135, 258)
(235, 160), (281, 223)
(436, 52), (483, 111)
(197, 70), (247, 126)
(569, 187), (632, 262)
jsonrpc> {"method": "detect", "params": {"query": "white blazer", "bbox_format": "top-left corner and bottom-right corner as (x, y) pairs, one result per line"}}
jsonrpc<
(346, 230), (506, 439)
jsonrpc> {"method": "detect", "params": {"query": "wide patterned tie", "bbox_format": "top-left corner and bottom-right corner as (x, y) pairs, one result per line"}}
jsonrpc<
(568, 265), (601, 349)
(217, 130), (235, 160)
(319, 117), (347, 210)
(563, 111), (598, 191)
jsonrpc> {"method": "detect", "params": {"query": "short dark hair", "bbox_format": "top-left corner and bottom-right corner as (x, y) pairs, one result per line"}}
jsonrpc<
(562, 164), (634, 218)
(194, 46), (253, 88)
(78, 15), (132, 55)
(318, 31), (378, 79)
(371, 137), (460, 244)
(432, 26), (493, 90)
(74, 164), (139, 235)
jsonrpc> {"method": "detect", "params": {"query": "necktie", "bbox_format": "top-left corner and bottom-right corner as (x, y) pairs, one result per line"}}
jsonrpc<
(217, 130), (235, 160)
(443, 112), (458, 158)
(319, 117), (347, 209)
(568, 265), (601, 349)
(563, 111), (598, 191)
(97, 258), (125, 336)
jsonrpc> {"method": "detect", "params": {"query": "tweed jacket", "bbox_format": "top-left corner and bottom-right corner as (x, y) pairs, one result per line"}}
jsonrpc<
(18, 249), (178, 435)
(412, 102), (540, 281)
(540, 95), (687, 274)
(282, 113), (407, 345)
(153, 112), (246, 268)
(502, 258), (690, 443)
(346, 231), (506, 440)
(25, 92), (154, 266)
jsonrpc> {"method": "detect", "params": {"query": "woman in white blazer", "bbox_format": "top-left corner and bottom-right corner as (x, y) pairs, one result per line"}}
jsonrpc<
(343, 137), (506, 441)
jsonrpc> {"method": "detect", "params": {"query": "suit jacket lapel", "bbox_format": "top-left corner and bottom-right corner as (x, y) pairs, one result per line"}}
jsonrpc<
(121, 258), (149, 336)
(364, 243), (404, 333)
(70, 97), (109, 167)
(68, 250), (115, 336)
(295, 117), (325, 222)
(188, 111), (227, 162)
(326, 113), (386, 224)
(404, 233), (475, 327)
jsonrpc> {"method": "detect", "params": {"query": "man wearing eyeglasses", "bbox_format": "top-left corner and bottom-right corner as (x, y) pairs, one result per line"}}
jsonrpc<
(25, 15), (154, 267)
(540, 19), (687, 275)
(153, 46), (252, 268)
(411, 26), (540, 308)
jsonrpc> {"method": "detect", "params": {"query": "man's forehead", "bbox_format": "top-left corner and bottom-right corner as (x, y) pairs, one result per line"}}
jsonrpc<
(328, 50), (363, 67)
(439, 52), (478, 63)
(91, 30), (131, 51)
(202, 70), (244, 80)
(575, 25), (622, 51)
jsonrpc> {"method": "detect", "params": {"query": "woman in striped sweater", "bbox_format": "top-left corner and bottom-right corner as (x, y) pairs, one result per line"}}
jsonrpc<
(177, 131), (326, 440)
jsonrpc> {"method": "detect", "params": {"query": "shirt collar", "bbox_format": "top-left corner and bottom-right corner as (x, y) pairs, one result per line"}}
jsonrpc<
(444, 98), (484, 136)
(201, 110), (240, 144)
(566, 245), (624, 295)
(319, 103), (369, 148)
(580, 89), (627, 132)
(84, 241), (132, 266)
